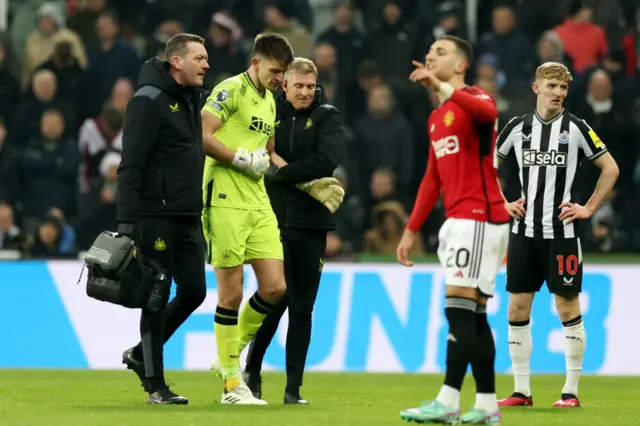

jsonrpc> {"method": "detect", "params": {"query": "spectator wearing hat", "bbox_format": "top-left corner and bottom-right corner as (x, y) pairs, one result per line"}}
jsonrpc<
(22, 2), (87, 89)
(204, 12), (248, 88)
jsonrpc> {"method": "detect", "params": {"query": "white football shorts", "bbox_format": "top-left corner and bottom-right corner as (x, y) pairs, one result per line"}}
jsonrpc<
(437, 218), (509, 296)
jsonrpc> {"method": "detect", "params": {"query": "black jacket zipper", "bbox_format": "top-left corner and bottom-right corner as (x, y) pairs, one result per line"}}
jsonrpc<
(158, 170), (166, 205)
(284, 116), (296, 227)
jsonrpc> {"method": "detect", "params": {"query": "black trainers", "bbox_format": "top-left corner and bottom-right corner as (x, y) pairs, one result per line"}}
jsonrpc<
(284, 391), (309, 405)
(242, 371), (262, 399)
(122, 347), (145, 386)
(148, 386), (188, 405)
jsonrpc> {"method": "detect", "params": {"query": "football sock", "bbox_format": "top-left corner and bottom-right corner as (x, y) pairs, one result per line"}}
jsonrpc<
(214, 306), (240, 387)
(436, 297), (477, 410)
(508, 319), (532, 397)
(471, 304), (498, 413)
(562, 315), (586, 397)
(238, 292), (274, 354)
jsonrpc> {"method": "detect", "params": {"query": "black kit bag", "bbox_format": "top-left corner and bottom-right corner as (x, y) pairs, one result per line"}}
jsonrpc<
(81, 230), (171, 311)
(83, 230), (141, 308)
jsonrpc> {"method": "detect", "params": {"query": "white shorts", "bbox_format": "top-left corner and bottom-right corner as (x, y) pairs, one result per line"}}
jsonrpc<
(436, 218), (509, 296)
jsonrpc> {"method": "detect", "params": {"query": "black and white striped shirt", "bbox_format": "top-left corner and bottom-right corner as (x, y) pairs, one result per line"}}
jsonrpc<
(497, 109), (608, 239)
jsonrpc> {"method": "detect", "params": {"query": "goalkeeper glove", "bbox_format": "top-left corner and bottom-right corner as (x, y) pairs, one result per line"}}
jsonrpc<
(231, 147), (271, 178)
(296, 177), (345, 213)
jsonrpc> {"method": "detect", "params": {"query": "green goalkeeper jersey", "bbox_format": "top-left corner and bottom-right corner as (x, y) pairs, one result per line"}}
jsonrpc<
(202, 72), (276, 210)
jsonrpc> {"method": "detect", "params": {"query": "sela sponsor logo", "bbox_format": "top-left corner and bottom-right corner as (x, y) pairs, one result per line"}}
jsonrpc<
(432, 135), (460, 159)
(523, 149), (567, 167)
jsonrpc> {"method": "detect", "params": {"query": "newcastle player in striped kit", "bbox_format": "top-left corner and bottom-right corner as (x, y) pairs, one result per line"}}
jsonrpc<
(496, 62), (619, 408)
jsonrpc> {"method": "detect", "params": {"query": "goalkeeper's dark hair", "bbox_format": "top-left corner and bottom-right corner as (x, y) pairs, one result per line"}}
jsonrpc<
(439, 35), (474, 66)
(253, 33), (294, 66)
(165, 33), (205, 58)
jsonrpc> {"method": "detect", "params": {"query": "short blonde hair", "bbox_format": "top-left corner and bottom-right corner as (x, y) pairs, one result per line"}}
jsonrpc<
(284, 57), (318, 80)
(536, 62), (573, 82)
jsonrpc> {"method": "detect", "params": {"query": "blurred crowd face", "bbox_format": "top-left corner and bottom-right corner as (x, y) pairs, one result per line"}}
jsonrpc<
(174, 41), (209, 87)
(491, 7), (515, 35)
(0, 121), (6, 145)
(0, 204), (13, 232)
(476, 63), (497, 81)
(160, 20), (183, 38)
(96, 15), (118, 43)
(382, 213), (401, 236)
(358, 73), (382, 92)
(264, 6), (287, 29)
(333, 4), (352, 27)
(86, 0), (106, 12)
(538, 38), (559, 61)
(209, 23), (231, 45)
(367, 85), (392, 117)
(39, 222), (59, 247)
(425, 39), (466, 82)
(40, 110), (64, 140)
(33, 71), (57, 102)
(574, 6), (593, 23)
(439, 14), (459, 33)
(313, 44), (337, 71)
(110, 79), (133, 112)
(53, 42), (74, 66)
(476, 78), (498, 98)
(326, 232), (342, 256)
(382, 2), (401, 25)
(588, 71), (612, 102)
(38, 16), (57, 37)
(284, 72), (316, 110)
(370, 169), (396, 199)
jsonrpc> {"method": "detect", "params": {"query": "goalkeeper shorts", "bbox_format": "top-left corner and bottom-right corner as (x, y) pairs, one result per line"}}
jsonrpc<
(202, 207), (283, 267)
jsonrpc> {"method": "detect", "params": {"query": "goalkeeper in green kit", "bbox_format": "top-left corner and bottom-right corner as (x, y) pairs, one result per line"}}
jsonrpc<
(200, 34), (344, 405)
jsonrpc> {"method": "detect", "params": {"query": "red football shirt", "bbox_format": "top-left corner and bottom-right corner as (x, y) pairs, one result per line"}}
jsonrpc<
(407, 86), (510, 233)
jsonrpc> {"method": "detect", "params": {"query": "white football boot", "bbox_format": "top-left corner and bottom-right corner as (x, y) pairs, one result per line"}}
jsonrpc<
(221, 381), (268, 405)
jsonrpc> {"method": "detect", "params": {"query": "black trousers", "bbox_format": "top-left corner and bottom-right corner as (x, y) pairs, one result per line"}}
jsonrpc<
(133, 216), (207, 382)
(245, 227), (327, 392)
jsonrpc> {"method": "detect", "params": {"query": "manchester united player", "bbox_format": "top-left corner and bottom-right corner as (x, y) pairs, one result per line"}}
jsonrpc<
(397, 36), (510, 425)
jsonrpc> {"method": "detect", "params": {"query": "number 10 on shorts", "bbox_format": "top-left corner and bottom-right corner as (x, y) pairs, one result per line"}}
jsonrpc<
(557, 255), (579, 276)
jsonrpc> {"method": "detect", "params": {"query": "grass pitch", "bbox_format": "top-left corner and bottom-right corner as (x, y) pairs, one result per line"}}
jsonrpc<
(0, 370), (638, 426)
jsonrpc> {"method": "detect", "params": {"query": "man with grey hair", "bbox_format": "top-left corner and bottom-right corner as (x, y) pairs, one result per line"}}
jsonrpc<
(243, 57), (345, 405)
(117, 33), (210, 405)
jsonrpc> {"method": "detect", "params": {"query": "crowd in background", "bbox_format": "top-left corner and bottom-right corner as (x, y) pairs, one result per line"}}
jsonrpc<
(1, 0), (640, 260)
